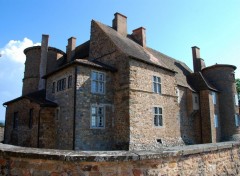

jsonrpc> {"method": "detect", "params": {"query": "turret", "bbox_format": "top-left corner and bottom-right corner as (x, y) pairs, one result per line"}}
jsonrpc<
(202, 64), (239, 141)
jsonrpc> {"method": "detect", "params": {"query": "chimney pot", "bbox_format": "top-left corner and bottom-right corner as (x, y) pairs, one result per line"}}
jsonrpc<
(112, 12), (127, 36)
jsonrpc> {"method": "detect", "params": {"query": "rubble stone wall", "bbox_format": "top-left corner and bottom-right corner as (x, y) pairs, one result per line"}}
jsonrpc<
(0, 142), (239, 175)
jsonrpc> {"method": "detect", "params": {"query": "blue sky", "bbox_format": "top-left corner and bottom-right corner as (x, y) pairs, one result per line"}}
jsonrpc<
(0, 0), (240, 121)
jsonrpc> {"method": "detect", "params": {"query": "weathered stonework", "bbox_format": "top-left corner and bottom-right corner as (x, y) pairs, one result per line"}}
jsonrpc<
(0, 142), (240, 175)
(3, 12), (239, 151)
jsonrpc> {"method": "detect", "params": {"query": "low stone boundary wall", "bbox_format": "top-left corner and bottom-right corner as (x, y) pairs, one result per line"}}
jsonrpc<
(0, 142), (240, 175)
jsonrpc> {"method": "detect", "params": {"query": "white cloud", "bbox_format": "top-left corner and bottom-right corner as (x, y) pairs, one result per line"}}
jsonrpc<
(0, 38), (40, 63)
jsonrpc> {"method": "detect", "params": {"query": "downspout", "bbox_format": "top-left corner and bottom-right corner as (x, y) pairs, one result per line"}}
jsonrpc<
(37, 107), (43, 148)
(73, 66), (77, 150)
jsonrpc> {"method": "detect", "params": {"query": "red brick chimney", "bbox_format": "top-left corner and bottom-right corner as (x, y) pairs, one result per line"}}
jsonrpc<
(112, 13), (127, 36)
(67, 37), (76, 62)
(192, 46), (206, 72)
(131, 27), (146, 48)
(38, 34), (49, 90)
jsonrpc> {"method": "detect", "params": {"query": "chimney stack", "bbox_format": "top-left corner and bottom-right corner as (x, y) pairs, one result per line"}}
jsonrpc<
(67, 37), (76, 62)
(112, 13), (127, 36)
(131, 27), (146, 48)
(38, 34), (49, 90)
(192, 46), (206, 72)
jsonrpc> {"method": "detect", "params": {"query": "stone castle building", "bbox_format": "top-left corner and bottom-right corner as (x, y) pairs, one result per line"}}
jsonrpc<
(3, 13), (240, 150)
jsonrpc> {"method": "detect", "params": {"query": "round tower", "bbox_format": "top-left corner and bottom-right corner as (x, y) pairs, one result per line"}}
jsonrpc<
(202, 64), (239, 141)
(22, 46), (41, 95)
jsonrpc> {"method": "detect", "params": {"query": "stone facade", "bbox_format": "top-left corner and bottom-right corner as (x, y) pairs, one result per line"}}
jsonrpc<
(3, 12), (239, 151)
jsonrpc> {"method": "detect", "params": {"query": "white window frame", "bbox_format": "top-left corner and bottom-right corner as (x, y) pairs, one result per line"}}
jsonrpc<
(90, 105), (105, 129)
(91, 71), (105, 94)
(212, 91), (217, 105)
(153, 76), (161, 94)
(214, 114), (218, 128)
(153, 107), (163, 127)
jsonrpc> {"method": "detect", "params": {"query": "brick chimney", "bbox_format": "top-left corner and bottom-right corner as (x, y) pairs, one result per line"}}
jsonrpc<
(67, 37), (76, 62)
(131, 27), (146, 48)
(112, 13), (127, 36)
(192, 46), (206, 72)
(38, 34), (49, 90)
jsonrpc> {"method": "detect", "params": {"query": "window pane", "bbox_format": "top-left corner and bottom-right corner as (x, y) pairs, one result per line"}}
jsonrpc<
(91, 115), (96, 127)
(157, 84), (160, 93)
(99, 73), (104, 81)
(92, 72), (97, 80)
(154, 83), (157, 93)
(159, 115), (162, 126)
(154, 107), (158, 114)
(159, 108), (162, 114)
(157, 77), (160, 83)
(91, 81), (97, 92)
(154, 116), (158, 126)
(98, 116), (103, 127)
(91, 107), (96, 115)
(99, 82), (104, 93)
(153, 76), (157, 82)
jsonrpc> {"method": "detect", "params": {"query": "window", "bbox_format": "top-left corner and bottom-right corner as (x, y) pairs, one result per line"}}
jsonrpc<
(52, 82), (55, 93)
(235, 114), (240, 127)
(68, 75), (72, 88)
(91, 105), (105, 128)
(57, 78), (66, 92)
(154, 107), (163, 127)
(153, 76), (161, 94)
(91, 71), (105, 94)
(235, 94), (239, 106)
(214, 114), (218, 128)
(13, 112), (18, 129)
(212, 92), (216, 105)
(29, 109), (33, 129)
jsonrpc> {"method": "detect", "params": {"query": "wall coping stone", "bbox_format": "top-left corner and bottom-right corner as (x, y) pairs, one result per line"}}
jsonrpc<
(0, 142), (239, 162)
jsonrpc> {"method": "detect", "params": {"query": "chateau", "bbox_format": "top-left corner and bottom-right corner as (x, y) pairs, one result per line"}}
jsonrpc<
(3, 13), (240, 151)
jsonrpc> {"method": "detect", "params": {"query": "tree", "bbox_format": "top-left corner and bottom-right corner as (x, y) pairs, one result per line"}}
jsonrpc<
(236, 79), (240, 97)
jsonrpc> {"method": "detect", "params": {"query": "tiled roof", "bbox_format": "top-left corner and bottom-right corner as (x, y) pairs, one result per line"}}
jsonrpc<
(94, 20), (194, 89)
(43, 59), (117, 79)
(75, 59), (117, 72)
(187, 72), (219, 92)
(3, 90), (58, 107)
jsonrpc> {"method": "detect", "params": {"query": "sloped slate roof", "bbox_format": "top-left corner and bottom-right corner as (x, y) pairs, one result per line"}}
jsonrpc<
(3, 90), (58, 107)
(187, 72), (219, 92)
(94, 20), (194, 89)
